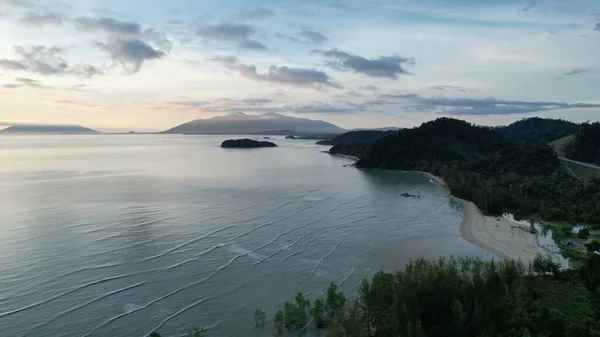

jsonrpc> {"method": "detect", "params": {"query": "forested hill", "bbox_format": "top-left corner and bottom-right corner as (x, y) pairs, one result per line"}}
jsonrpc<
(317, 130), (397, 146)
(498, 117), (579, 144)
(353, 118), (600, 224)
(566, 122), (600, 165)
(317, 130), (398, 158)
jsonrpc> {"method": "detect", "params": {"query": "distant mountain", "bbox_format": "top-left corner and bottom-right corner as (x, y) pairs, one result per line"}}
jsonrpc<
(0, 124), (99, 134)
(163, 112), (345, 135)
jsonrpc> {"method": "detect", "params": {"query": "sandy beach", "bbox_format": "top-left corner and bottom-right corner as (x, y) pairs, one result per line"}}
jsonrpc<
(422, 172), (559, 265)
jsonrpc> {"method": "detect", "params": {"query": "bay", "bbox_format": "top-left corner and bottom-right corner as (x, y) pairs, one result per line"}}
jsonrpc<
(0, 135), (487, 337)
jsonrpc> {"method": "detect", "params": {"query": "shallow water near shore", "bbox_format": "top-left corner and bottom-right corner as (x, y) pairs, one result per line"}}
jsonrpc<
(0, 135), (488, 337)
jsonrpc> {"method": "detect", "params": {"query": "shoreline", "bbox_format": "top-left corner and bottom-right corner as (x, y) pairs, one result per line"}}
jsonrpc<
(328, 153), (360, 161)
(421, 172), (559, 265)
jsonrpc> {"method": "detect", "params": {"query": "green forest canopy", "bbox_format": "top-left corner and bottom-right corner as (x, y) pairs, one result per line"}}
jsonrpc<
(329, 118), (600, 225)
(270, 255), (600, 337)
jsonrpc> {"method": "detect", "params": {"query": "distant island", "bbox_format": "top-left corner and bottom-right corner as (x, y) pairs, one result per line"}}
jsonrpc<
(221, 139), (277, 148)
(0, 124), (99, 135)
(163, 112), (345, 135)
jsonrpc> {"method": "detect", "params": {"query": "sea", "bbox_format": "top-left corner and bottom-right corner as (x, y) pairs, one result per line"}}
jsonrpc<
(0, 135), (488, 337)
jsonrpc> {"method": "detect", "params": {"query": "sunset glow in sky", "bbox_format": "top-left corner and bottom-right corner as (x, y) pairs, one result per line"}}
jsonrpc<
(1, 0), (599, 132)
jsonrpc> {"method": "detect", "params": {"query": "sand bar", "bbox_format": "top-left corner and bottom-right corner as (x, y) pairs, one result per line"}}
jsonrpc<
(422, 172), (561, 265)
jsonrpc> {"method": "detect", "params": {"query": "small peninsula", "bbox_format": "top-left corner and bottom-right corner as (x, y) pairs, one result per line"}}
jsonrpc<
(221, 139), (277, 148)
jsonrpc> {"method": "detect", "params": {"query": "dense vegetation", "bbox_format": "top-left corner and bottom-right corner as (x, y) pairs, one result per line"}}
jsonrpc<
(220, 138), (277, 148)
(317, 130), (398, 158)
(498, 117), (579, 144)
(342, 118), (600, 225)
(269, 254), (600, 337)
(566, 122), (600, 165)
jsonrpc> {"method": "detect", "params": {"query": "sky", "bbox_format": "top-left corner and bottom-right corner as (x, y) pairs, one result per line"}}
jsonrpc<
(0, 0), (599, 132)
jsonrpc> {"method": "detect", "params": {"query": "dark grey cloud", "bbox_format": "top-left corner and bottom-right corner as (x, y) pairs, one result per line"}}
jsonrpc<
(0, 0), (34, 9)
(210, 54), (239, 65)
(70, 64), (104, 78)
(210, 55), (340, 89)
(73, 16), (171, 73)
(2, 77), (50, 89)
(275, 29), (327, 45)
(430, 85), (468, 92)
(0, 45), (68, 75)
(369, 93), (600, 115)
(521, 0), (537, 12)
(562, 68), (590, 77)
(196, 22), (267, 50)
(95, 38), (165, 74)
(19, 11), (65, 26)
(314, 49), (415, 79)
(299, 29), (327, 44)
(325, 1), (349, 10)
(359, 85), (379, 91)
(0, 45), (103, 78)
(166, 97), (359, 114)
(166, 19), (184, 25)
(235, 8), (275, 20)
(73, 16), (141, 35)
(335, 90), (363, 99)
(234, 63), (341, 89)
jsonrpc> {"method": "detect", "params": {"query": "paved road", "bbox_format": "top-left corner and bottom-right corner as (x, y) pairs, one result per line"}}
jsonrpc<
(558, 157), (600, 170)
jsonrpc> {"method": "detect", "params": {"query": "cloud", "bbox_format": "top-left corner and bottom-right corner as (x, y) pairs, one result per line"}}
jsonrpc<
(210, 55), (339, 89)
(299, 29), (327, 44)
(95, 38), (165, 74)
(325, 2), (349, 10)
(595, 23), (600, 31)
(359, 85), (379, 91)
(521, 1), (537, 12)
(70, 64), (104, 78)
(430, 85), (468, 92)
(562, 68), (590, 77)
(46, 100), (106, 110)
(210, 54), (239, 65)
(370, 93), (600, 115)
(0, 45), (103, 78)
(234, 64), (341, 89)
(0, 0), (34, 8)
(19, 11), (65, 26)
(235, 8), (275, 20)
(196, 22), (267, 50)
(74, 16), (141, 35)
(163, 97), (359, 114)
(72, 15), (171, 74)
(2, 77), (50, 89)
(0, 45), (67, 75)
(314, 49), (415, 79)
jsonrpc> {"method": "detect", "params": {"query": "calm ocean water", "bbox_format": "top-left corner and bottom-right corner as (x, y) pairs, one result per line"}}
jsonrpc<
(0, 135), (487, 337)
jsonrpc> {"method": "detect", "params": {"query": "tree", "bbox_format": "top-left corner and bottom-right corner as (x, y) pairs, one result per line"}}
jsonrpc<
(274, 310), (284, 334)
(325, 283), (346, 318)
(150, 333), (161, 337)
(577, 228), (590, 240)
(586, 240), (600, 253)
(254, 309), (265, 327)
(532, 253), (560, 274)
(310, 298), (326, 328)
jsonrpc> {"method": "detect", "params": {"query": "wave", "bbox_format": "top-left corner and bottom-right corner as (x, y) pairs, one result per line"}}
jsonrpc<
(0, 271), (156, 319)
(338, 245), (373, 287)
(23, 282), (144, 336)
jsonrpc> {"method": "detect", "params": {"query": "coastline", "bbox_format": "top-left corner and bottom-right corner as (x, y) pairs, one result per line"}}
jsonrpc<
(421, 172), (559, 265)
(328, 153), (360, 161)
